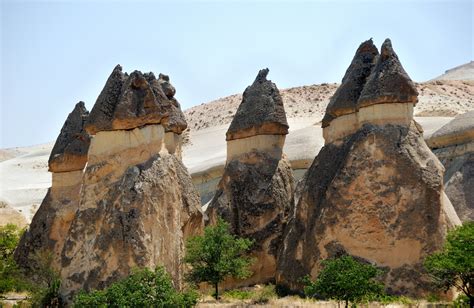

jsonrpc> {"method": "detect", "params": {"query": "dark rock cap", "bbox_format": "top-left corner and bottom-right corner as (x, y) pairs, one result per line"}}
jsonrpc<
(48, 101), (90, 172)
(85, 65), (187, 135)
(357, 39), (418, 108)
(226, 68), (289, 141)
(322, 39), (379, 128)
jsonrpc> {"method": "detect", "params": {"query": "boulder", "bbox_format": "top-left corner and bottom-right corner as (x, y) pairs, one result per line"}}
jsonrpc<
(276, 39), (460, 297)
(207, 69), (294, 287)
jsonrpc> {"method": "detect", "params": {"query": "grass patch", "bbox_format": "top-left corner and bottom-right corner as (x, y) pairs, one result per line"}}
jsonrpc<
(222, 289), (253, 300)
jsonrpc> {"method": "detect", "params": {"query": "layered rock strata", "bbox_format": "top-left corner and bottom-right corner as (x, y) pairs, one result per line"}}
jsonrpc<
(15, 66), (203, 301)
(427, 111), (474, 222)
(277, 39), (461, 297)
(15, 102), (90, 269)
(207, 69), (294, 287)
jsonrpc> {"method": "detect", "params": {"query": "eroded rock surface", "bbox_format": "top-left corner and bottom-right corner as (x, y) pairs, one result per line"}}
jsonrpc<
(322, 39), (378, 127)
(85, 65), (187, 135)
(427, 111), (474, 222)
(15, 66), (203, 302)
(15, 102), (90, 270)
(48, 102), (90, 173)
(226, 68), (289, 141)
(207, 69), (294, 287)
(276, 39), (460, 297)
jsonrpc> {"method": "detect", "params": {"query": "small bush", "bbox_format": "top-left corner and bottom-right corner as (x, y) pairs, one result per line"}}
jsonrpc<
(73, 267), (198, 307)
(223, 289), (253, 300)
(303, 255), (384, 308)
(184, 218), (254, 300)
(424, 222), (473, 307)
(27, 250), (63, 307)
(251, 285), (276, 304)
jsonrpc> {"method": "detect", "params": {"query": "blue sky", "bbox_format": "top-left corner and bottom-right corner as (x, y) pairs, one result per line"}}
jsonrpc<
(1, 0), (472, 148)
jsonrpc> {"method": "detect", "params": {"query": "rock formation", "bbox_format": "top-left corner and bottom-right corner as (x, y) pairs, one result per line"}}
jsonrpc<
(427, 111), (474, 222)
(322, 39), (379, 142)
(206, 69), (294, 287)
(277, 39), (461, 297)
(15, 66), (203, 301)
(15, 102), (90, 269)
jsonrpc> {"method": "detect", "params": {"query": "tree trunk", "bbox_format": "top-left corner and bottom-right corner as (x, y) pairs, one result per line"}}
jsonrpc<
(214, 282), (219, 300)
(468, 295), (473, 308)
(345, 299), (348, 308)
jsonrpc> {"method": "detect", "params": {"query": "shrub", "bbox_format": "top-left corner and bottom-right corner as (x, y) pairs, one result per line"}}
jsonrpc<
(303, 255), (384, 308)
(0, 224), (29, 294)
(251, 285), (276, 304)
(73, 267), (198, 307)
(424, 222), (473, 307)
(184, 218), (254, 299)
(27, 250), (63, 307)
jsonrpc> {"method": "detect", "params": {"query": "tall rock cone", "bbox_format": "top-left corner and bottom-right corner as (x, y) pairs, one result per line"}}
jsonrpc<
(15, 66), (203, 302)
(206, 69), (295, 287)
(15, 101), (90, 270)
(276, 39), (460, 297)
(322, 39), (378, 143)
(427, 110), (474, 222)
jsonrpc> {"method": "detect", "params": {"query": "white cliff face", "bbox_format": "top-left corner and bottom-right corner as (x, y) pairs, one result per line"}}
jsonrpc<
(427, 111), (474, 222)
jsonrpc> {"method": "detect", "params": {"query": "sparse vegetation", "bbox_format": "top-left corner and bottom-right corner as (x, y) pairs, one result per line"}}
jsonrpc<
(27, 250), (63, 307)
(0, 224), (28, 294)
(303, 255), (384, 308)
(424, 222), (474, 307)
(184, 218), (254, 300)
(73, 267), (198, 307)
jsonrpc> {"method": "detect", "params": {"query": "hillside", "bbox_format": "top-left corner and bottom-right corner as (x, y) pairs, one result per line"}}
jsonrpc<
(1, 79), (473, 221)
(433, 61), (474, 81)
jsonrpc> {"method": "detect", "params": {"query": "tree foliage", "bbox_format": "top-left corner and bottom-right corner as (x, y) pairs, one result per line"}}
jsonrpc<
(0, 223), (29, 294)
(184, 218), (254, 299)
(303, 255), (384, 308)
(424, 222), (473, 306)
(73, 267), (198, 307)
(28, 249), (63, 307)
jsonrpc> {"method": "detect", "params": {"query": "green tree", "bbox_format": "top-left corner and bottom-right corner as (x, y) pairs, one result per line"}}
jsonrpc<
(303, 255), (384, 308)
(424, 222), (473, 307)
(184, 218), (254, 300)
(73, 267), (198, 307)
(28, 249), (63, 307)
(0, 223), (29, 294)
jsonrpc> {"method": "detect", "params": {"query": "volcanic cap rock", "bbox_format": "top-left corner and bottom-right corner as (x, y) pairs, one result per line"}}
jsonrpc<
(357, 39), (418, 108)
(85, 65), (187, 135)
(48, 101), (90, 172)
(226, 69), (289, 141)
(322, 39), (379, 127)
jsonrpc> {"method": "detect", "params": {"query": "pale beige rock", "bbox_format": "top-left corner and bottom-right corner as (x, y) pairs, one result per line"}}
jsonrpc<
(164, 132), (182, 159)
(277, 123), (461, 297)
(87, 124), (165, 166)
(357, 103), (413, 127)
(59, 124), (203, 300)
(323, 113), (358, 144)
(226, 135), (286, 161)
